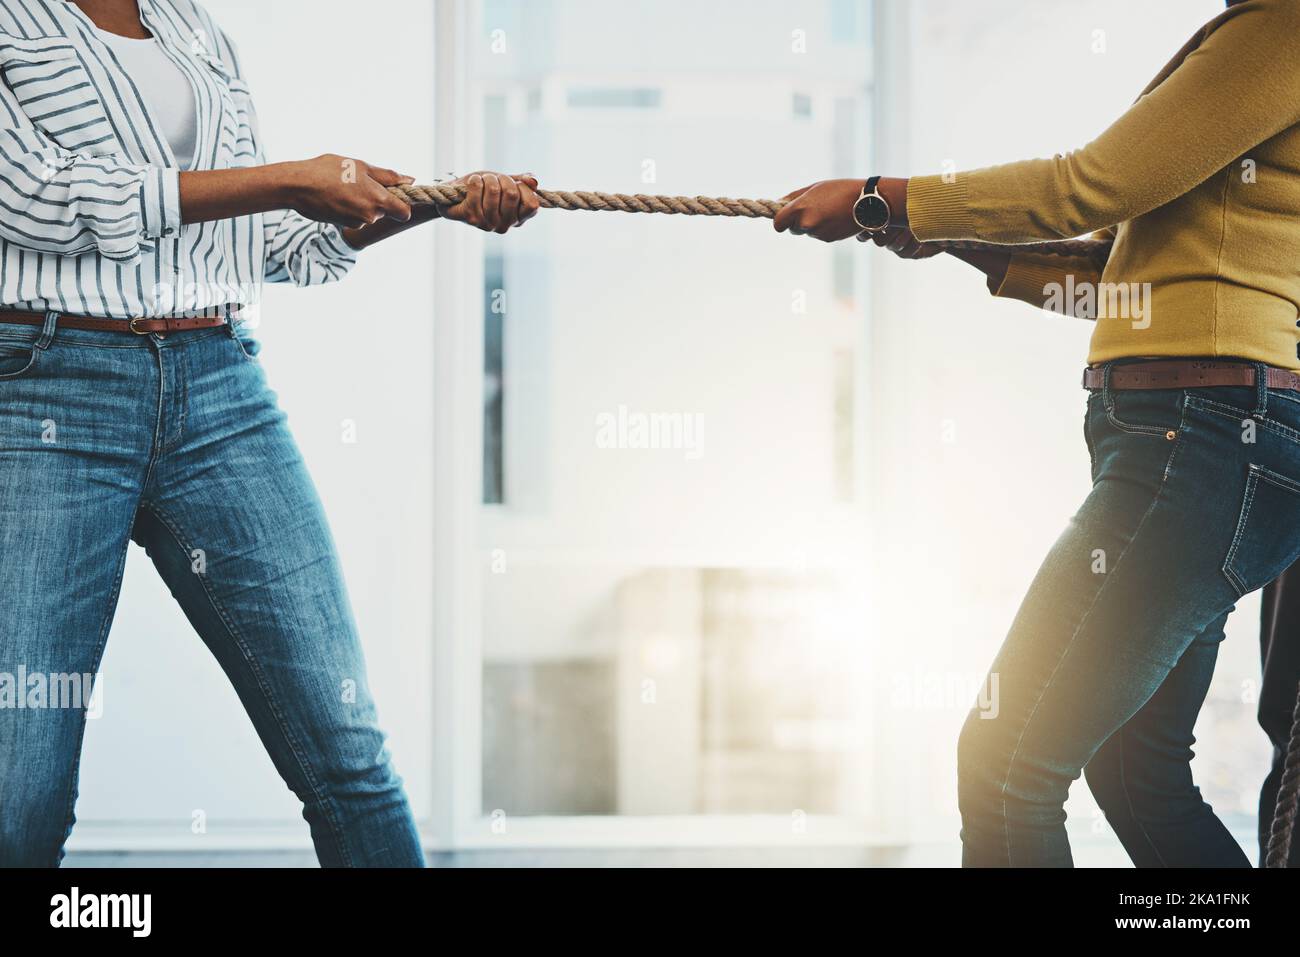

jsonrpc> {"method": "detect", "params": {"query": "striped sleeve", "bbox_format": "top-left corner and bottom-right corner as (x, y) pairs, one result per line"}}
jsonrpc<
(0, 75), (180, 264)
(261, 207), (359, 286)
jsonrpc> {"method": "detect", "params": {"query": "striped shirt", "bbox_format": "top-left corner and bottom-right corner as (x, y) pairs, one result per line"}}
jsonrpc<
(0, 0), (357, 320)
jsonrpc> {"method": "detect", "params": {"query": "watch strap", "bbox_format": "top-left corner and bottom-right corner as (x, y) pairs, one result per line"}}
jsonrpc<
(855, 176), (889, 233)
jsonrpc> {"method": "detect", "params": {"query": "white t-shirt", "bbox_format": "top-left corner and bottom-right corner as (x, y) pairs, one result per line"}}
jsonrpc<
(95, 28), (198, 170)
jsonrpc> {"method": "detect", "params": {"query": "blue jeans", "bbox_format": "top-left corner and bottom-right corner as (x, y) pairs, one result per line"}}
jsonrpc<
(959, 363), (1300, 867)
(0, 312), (424, 867)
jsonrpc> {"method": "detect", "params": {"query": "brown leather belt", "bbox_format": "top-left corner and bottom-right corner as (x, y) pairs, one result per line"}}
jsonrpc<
(0, 309), (232, 335)
(1083, 360), (1300, 392)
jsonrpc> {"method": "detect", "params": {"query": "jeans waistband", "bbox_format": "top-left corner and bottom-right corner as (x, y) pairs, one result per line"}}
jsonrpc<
(0, 310), (243, 349)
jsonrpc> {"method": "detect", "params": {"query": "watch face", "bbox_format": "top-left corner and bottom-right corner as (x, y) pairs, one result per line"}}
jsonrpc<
(854, 194), (890, 230)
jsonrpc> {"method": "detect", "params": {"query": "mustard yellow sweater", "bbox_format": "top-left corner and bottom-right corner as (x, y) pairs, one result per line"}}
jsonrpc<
(906, 0), (1300, 370)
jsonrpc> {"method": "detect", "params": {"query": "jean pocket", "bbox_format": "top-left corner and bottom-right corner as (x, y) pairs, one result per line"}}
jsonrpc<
(0, 337), (39, 381)
(1222, 464), (1300, 597)
(1103, 388), (1185, 438)
(231, 333), (262, 363)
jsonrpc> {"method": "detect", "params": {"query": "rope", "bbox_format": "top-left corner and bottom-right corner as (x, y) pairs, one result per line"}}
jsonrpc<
(396, 182), (782, 219)
(1267, 679), (1300, 867)
(391, 182), (1114, 266)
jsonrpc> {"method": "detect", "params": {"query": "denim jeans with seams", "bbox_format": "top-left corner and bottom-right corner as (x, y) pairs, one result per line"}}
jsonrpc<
(958, 360), (1300, 867)
(0, 312), (424, 867)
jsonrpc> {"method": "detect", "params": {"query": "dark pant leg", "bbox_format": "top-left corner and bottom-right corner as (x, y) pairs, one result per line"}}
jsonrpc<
(1084, 611), (1250, 867)
(960, 384), (1300, 867)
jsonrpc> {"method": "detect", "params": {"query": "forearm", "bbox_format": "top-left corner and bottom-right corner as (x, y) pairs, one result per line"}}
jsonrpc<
(181, 162), (537, 255)
(879, 176), (909, 228)
(180, 160), (432, 250)
(178, 163), (297, 225)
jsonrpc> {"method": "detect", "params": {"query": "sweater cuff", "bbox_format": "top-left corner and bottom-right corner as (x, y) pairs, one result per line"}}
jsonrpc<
(906, 174), (977, 241)
(991, 255), (1069, 305)
(139, 168), (182, 242)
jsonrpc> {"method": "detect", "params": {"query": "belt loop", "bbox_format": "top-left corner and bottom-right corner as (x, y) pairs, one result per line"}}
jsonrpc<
(1252, 362), (1270, 419)
(1101, 362), (1117, 413)
(35, 310), (59, 350)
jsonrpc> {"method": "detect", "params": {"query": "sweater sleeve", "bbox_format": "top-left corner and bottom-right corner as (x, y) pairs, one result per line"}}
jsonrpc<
(989, 230), (1114, 317)
(990, 253), (1104, 317)
(907, 0), (1300, 243)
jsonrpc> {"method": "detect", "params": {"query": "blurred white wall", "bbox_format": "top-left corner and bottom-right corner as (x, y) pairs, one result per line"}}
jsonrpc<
(477, 0), (874, 611)
(468, 0), (881, 825)
(74, 0), (437, 844)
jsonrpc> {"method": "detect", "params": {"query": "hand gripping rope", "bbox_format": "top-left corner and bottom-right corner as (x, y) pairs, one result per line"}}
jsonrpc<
(394, 178), (1300, 867)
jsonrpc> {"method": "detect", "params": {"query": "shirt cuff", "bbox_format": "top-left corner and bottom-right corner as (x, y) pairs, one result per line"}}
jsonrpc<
(320, 224), (361, 270)
(139, 167), (182, 242)
(907, 174), (978, 242)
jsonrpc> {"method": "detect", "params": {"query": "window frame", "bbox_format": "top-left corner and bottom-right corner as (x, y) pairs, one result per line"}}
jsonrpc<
(428, 0), (911, 852)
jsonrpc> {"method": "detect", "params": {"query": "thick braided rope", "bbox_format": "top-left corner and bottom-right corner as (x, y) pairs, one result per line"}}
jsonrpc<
(392, 182), (1113, 265)
(396, 182), (783, 219)
(1266, 680), (1300, 867)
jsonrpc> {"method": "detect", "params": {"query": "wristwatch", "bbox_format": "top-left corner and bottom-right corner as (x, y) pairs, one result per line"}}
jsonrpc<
(852, 176), (891, 235)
